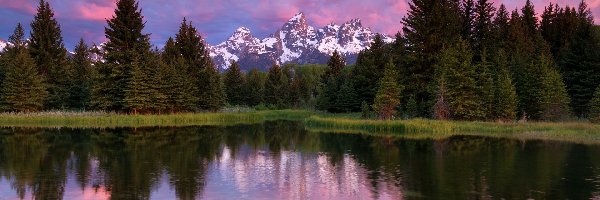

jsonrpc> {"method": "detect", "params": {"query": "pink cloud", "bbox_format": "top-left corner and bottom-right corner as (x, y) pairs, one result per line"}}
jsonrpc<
(75, 3), (115, 21)
(0, 0), (36, 14)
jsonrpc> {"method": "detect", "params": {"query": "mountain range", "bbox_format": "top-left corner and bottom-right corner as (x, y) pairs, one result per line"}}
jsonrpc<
(0, 12), (393, 71)
(209, 12), (393, 71)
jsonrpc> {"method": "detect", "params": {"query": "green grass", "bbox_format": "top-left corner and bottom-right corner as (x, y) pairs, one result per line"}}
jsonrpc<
(304, 115), (600, 144)
(0, 110), (312, 128)
(0, 110), (599, 144)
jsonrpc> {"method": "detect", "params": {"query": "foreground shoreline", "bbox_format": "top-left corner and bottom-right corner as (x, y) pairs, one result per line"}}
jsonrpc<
(0, 110), (598, 144)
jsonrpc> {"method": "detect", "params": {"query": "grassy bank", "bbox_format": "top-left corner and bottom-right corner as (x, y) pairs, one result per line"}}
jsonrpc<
(304, 115), (600, 144)
(0, 110), (312, 128)
(0, 110), (599, 144)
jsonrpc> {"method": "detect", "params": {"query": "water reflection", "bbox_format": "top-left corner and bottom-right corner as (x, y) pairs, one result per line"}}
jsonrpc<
(0, 121), (598, 199)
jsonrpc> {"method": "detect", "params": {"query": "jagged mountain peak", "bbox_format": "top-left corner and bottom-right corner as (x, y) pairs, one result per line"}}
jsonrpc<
(228, 27), (256, 43)
(287, 12), (306, 24)
(209, 13), (394, 71)
(343, 18), (362, 27)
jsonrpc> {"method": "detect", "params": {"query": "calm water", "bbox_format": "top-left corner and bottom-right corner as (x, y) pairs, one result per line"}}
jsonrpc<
(0, 121), (599, 200)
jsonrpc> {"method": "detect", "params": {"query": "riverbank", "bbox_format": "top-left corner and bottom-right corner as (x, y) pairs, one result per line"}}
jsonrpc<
(0, 110), (598, 144)
(304, 114), (600, 144)
(0, 110), (312, 128)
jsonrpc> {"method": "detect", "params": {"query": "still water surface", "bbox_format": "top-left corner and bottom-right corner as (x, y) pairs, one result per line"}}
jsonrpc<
(0, 121), (599, 199)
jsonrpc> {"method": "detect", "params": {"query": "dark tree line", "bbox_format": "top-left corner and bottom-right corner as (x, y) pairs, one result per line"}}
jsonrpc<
(0, 0), (599, 123)
(317, 0), (600, 122)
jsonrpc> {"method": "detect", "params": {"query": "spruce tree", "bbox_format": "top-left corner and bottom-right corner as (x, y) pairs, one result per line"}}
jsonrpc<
(245, 68), (264, 106)
(101, 0), (152, 111)
(493, 50), (518, 121)
(318, 51), (347, 112)
(402, 0), (462, 117)
(559, 1), (600, 117)
(324, 50), (345, 79)
(336, 77), (360, 113)
(174, 18), (222, 110)
(372, 62), (402, 120)
(492, 4), (510, 50)
(29, 0), (69, 109)
(461, 0), (476, 44)
(123, 55), (153, 114)
(473, 0), (496, 59)
(197, 63), (224, 111)
(476, 50), (494, 120)
(161, 37), (198, 112)
(538, 64), (571, 121)
(588, 85), (600, 123)
(437, 39), (482, 120)
(351, 34), (388, 106)
(264, 65), (287, 108)
(224, 61), (246, 106)
(68, 39), (92, 110)
(1, 25), (47, 112)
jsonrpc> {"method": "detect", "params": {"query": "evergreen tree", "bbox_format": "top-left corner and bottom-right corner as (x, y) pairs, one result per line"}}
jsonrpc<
(318, 51), (347, 112)
(197, 64), (224, 111)
(264, 65), (287, 108)
(538, 63), (571, 121)
(437, 39), (482, 120)
(559, 1), (600, 117)
(521, 0), (539, 39)
(588, 85), (600, 123)
(492, 4), (510, 50)
(29, 0), (69, 109)
(523, 51), (571, 120)
(335, 76), (360, 112)
(161, 37), (198, 111)
(224, 61), (246, 106)
(493, 50), (518, 121)
(351, 34), (388, 106)
(461, 0), (476, 44)
(67, 39), (92, 110)
(1, 25), (47, 112)
(101, 0), (152, 111)
(90, 62), (114, 110)
(316, 76), (339, 112)
(402, 0), (462, 117)
(476, 50), (494, 120)
(123, 55), (153, 114)
(372, 62), (402, 120)
(324, 50), (345, 79)
(473, 0), (496, 59)
(245, 68), (264, 106)
(0, 23), (27, 87)
(174, 18), (221, 110)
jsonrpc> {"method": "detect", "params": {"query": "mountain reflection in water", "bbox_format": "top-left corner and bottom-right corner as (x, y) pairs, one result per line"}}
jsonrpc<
(0, 121), (599, 199)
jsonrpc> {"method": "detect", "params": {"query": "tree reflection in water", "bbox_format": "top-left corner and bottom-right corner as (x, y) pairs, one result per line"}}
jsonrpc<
(0, 121), (599, 199)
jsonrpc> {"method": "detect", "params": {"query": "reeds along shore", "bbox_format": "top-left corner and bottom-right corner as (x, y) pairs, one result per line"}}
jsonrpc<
(0, 110), (599, 144)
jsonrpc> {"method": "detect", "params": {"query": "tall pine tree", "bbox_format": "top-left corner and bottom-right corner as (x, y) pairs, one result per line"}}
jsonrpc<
(245, 68), (264, 106)
(29, 0), (69, 109)
(402, 0), (462, 117)
(1, 24), (47, 112)
(224, 61), (246, 106)
(67, 39), (92, 110)
(264, 65), (287, 108)
(100, 0), (152, 111)
(436, 39), (482, 120)
(372, 62), (402, 120)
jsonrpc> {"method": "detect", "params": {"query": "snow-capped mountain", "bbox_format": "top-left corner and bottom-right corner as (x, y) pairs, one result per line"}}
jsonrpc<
(210, 12), (393, 71)
(0, 39), (9, 52)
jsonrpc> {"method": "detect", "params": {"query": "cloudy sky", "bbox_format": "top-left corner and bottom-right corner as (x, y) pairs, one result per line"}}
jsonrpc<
(0, 0), (598, 49)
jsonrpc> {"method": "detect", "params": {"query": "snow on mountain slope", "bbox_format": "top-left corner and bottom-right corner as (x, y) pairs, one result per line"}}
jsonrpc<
(209, 12), (393, 71)
(0, 39), (10, 52)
